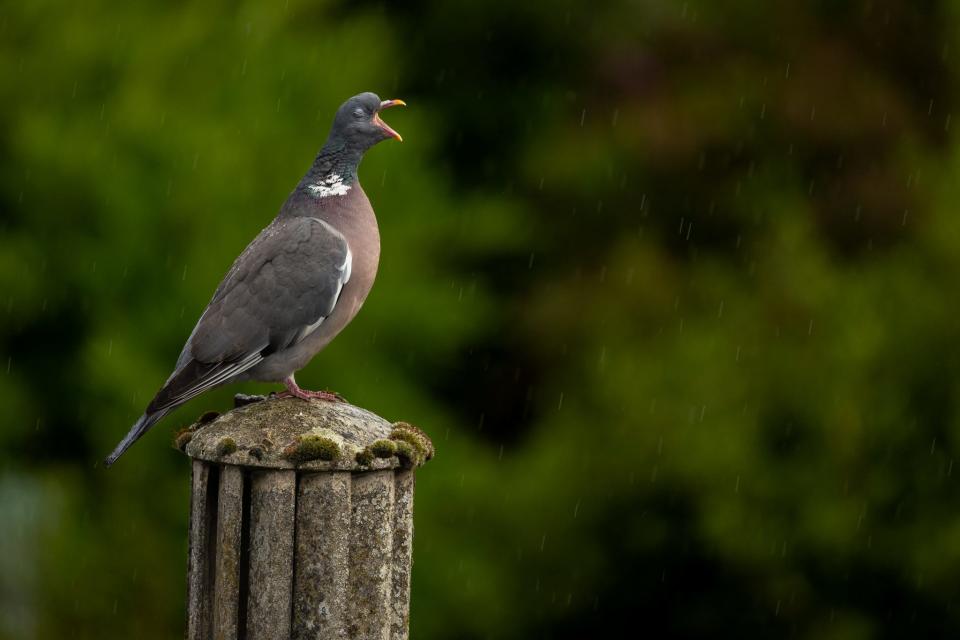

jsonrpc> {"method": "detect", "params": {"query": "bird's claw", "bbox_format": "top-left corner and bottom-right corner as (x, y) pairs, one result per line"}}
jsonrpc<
(325, 389), (348, 402)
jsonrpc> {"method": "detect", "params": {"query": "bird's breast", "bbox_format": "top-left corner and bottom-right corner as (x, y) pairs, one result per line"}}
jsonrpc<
(300, 186), (380, 344)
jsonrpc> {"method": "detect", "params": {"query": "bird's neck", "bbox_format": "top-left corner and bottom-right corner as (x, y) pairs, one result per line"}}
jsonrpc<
(298, 142), (364, 198)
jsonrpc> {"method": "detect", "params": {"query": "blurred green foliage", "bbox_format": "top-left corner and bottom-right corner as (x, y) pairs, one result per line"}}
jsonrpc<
(3, 0), (960, 637)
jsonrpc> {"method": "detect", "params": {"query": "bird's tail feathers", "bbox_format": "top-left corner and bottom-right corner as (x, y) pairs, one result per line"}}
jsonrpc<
(104, 410), (169, 467)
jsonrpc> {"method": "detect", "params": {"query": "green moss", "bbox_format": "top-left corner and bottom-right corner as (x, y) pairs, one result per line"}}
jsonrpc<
(369, 439), (398, 458)
(173, 427), (194, 452)
(394, 440), (422, 468)
(390, 423), (434, 462)
(198, 410), (220, 425)
(392, 422), (434, 459)
(355, 448), (375, 466)
(215, 437), (237, 457)
(283, 434), (340, 463)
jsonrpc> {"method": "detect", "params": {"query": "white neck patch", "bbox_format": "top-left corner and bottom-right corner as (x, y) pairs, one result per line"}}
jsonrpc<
(306, 173), (351, 198)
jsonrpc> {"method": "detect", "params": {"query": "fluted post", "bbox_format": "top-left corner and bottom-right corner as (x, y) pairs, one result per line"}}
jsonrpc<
(180, 396), (433, 640)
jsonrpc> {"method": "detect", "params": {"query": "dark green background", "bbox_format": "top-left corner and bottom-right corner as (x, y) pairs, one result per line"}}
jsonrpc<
(3, 0), (960, 637)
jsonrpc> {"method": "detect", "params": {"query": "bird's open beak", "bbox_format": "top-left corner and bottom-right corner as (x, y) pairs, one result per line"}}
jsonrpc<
(374, 99), (405, 142)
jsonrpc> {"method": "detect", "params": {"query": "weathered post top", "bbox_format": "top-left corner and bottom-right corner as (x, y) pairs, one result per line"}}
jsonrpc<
(179, 395), (434, 471)
(180, 395), (432, 640)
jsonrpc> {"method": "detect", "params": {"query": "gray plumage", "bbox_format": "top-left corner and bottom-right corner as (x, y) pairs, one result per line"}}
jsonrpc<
(106, 92), (404, 466)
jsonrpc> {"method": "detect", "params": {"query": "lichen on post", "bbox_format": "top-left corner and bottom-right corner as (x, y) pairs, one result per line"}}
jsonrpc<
(180, 395), (432, 639)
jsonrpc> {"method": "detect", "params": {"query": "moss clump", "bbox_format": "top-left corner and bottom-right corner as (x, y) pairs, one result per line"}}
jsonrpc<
(369, 439), (398, 458)
(390, 422), (434, 462)
(355, 448), (375, 466)
(215, 437), (237, 457)
(173, 427), (194, 451)
(394, 440), (421, 468)
(283, 434), (340, 463)
(198, 410), (220, 425)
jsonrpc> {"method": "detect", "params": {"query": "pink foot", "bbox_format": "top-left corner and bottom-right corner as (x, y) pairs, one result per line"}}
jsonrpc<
(276, 376), (345, 402)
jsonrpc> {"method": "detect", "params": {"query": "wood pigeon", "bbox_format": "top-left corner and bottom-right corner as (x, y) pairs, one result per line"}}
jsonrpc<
(105, 92), (405, 466)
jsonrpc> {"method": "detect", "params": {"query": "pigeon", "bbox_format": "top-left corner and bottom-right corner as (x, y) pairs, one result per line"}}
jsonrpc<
(105, 92), (405, 466)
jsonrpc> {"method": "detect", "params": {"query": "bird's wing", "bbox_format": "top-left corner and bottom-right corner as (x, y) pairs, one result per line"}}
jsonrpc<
(145, 216), (352, 414)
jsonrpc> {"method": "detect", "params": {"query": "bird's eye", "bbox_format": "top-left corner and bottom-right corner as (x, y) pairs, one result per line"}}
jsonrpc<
(353, 107), (365, 118)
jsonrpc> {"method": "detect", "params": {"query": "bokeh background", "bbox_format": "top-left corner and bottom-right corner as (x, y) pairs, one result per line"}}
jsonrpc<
(3, 0), (960, 637)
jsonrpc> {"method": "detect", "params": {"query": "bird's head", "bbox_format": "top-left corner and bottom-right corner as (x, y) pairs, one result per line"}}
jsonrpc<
(328, 92), (405, 152)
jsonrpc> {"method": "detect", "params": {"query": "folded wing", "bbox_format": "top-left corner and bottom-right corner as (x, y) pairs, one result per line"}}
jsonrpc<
(105, 216), (351, 465)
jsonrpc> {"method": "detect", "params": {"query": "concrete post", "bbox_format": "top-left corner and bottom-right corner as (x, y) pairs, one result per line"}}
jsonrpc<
(179, 395), (433, 640)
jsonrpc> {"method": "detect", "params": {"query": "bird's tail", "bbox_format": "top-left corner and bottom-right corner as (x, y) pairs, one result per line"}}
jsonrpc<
(104, 409), (170, 467)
